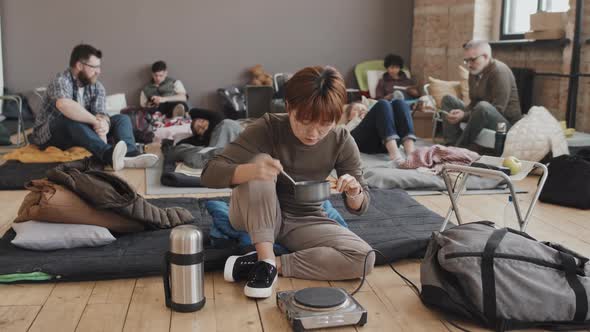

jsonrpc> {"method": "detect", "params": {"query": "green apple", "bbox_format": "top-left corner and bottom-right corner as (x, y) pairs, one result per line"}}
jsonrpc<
(502, 156), (522, 175)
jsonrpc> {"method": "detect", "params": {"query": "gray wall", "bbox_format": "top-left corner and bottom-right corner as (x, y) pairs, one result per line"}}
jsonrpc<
(1, 0), (413, 109)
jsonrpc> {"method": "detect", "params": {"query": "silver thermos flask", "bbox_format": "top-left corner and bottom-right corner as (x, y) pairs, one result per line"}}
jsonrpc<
(163, 225), (206, 312)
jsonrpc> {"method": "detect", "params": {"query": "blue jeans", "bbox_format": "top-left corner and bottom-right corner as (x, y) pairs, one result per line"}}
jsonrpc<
(351, 99), (416, 154)
(42, 114), (138, 163)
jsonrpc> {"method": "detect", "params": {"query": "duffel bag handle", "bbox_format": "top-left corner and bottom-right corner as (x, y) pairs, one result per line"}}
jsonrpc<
(481, 228), (509, 330)
(549, 242), (589, 269)
(560, 251), (589, 322)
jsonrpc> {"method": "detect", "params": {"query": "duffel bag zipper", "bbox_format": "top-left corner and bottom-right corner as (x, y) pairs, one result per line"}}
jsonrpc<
(445, 252), (586, 276)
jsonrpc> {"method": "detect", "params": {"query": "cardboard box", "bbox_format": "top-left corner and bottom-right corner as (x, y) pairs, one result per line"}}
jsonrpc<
(525, 29), (565, 40)
(530, 11), (567, 31)
(413, 110), (434, 139)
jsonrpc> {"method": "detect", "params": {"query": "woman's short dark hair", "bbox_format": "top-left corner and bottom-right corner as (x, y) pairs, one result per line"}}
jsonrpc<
(284, 66), (347, 124)
(69, 44), (102, 68)
(151, 61), (167, 73)
(384, 54), (404, 69)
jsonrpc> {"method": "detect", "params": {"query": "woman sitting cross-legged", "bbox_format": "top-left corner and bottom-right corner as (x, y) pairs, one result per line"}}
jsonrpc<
(340, 100), (416, 164)
(201, 66), (375, 299)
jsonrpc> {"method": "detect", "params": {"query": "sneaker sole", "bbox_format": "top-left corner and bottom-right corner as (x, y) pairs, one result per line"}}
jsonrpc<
(223, 251), (256, 282)
(112, 141), (127, 171)
(243, 274), (277, 299)
(171, 104), (186, 118)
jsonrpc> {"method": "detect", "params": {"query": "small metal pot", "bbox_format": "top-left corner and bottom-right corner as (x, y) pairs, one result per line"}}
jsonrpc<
(293, 180), (331, 203)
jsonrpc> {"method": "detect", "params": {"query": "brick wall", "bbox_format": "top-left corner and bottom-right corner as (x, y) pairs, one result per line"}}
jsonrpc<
(576, 0), (590, 130)
(412, 0), (475, 84)
(412, 0), (590, 132)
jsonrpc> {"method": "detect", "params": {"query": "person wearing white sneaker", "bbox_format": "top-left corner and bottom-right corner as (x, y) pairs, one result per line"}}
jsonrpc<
(28, 44), (159, 171)
(203, 66), (376, 299)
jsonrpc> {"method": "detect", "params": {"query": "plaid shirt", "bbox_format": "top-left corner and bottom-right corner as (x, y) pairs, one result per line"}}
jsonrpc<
(29, 69), (107, 145)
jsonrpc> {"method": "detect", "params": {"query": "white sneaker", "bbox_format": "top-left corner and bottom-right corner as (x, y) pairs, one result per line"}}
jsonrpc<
(112, 141), (127, 171)
(171, 103), (186, 118)
(124, 153), (159, 168)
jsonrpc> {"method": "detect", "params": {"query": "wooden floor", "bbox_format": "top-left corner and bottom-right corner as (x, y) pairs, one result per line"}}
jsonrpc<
(1, 167), (589, 332)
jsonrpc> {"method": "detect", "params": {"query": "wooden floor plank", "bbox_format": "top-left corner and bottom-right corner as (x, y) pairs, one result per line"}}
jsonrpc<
(122, 277), (171, 332)
(75, 279), (136, 332)
(0, 305), (41, 332)
(211, 271), (263, 332)
(0, 283), (55, 306)
(329, 278), (371, 294)
(0, 190), (26, 236)
(169, 270), (217, 332)
(257, 277), (296, 332)
(366, 266), (450, 331)
(27, 282), (95, 332)
(350, 290), (404, 332)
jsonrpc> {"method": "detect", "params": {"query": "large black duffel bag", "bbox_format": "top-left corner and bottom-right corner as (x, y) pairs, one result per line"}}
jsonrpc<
(539, 149), (590, 209)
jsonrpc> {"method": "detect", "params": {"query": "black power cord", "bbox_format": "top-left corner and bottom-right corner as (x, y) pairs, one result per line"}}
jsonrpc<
(350, 249), (472, 332)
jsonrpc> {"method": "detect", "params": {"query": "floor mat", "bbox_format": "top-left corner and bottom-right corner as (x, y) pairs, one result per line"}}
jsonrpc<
(359, 153), (509, 192)
(0, 189), (444, 283)
(145, 159), (231, 195)
(0, 160), (61, 190)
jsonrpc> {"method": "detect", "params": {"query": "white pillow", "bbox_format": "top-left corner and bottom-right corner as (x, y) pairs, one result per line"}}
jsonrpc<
(106, 93), (127, 115)
(366, 70), (386, 99)
(11, 221), (116, 251)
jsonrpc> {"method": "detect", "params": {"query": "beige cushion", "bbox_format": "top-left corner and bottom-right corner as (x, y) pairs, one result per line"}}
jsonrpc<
(15, 180), (144, 233)
(366, 70), (386, 99)
(502, 106), (569, 162)
(458, 66), (470, 105)
(427, 77), (461, 107)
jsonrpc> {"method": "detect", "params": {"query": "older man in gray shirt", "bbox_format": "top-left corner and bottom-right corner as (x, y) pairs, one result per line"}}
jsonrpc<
(441, 40), (522, 148)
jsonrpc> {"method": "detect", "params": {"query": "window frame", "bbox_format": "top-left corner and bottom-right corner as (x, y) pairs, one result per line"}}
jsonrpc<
(500, 0), (542, 40)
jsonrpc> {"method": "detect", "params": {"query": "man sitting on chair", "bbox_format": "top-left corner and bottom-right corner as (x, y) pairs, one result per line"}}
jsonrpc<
(441, 40), (522, 148)
(140, 60), (188, 119)
(29, 44), (158, 170)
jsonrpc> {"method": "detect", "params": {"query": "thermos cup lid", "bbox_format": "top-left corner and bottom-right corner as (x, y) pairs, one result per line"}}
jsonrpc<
(169, 225), (204, 255)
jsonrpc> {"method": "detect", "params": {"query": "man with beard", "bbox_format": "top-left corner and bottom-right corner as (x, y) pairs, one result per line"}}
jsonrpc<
(441, 40), (522, 148)
(30, 44), (158, 170)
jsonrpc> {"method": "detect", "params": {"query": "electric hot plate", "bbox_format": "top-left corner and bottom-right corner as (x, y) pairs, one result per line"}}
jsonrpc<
(276, 287), (367, 331)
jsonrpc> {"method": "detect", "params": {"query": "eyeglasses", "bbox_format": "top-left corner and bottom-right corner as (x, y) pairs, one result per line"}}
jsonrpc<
(81, 62), (101, 70)
(463, 54), (484, 65)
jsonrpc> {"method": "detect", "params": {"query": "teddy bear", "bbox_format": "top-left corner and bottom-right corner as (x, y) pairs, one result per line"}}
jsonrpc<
(248, 64), (273, 86)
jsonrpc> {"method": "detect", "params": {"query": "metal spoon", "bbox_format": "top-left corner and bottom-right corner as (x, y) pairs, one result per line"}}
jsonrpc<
(281, 169), (297, 186)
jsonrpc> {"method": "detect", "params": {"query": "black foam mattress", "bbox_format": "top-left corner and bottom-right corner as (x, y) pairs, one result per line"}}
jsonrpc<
(0, 160), (61, 190)
(0, 189), (444, 283)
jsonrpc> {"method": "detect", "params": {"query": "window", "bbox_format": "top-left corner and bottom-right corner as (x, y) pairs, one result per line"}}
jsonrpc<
(500, 0), (570, 40)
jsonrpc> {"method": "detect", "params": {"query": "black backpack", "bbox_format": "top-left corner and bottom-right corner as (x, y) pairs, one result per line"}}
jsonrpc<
(217, 86), (246, 120)
(539, 149), (590, 209)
